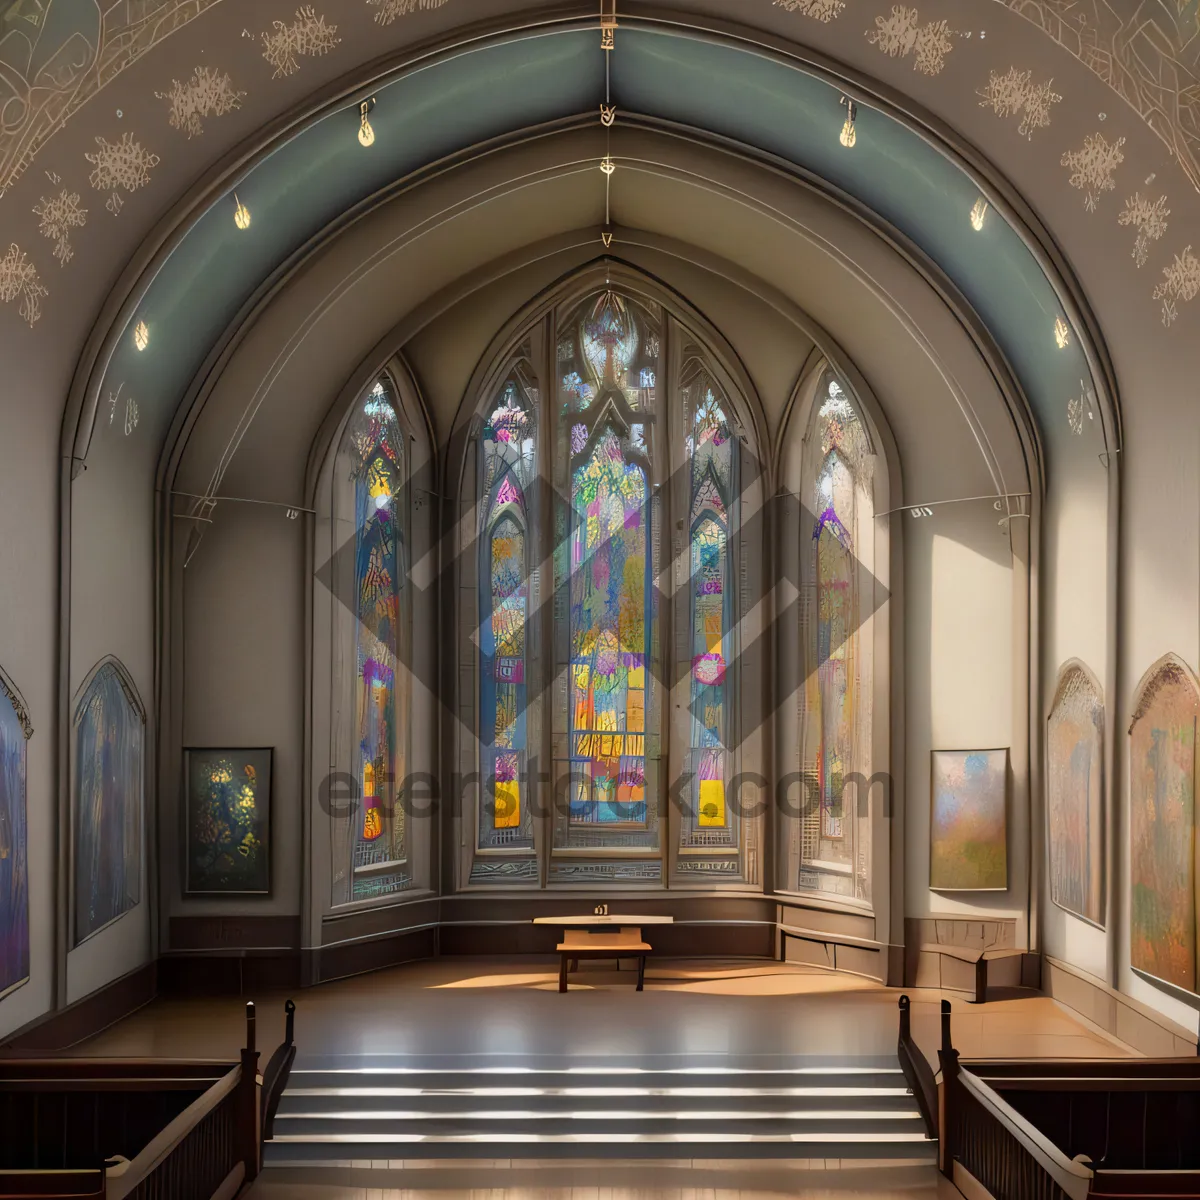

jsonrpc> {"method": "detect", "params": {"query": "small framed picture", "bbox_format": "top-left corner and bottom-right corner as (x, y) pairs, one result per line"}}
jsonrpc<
(184, 748), (272, 896)
(930, 748), (1008, 891)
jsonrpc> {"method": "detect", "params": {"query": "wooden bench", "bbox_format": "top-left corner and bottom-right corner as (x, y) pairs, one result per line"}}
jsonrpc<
(906, 916), (1026, 1003)
(556, 929), (652, 992)
(533, 914), (673, 992)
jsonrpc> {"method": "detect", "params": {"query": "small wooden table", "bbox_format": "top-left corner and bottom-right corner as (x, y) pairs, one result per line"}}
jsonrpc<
(532, 914), (674, 992)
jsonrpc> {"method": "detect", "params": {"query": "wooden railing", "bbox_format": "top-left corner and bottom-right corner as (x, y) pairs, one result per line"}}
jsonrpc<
(0, 999), (296, 1200)
(897, 994), (938, 1139)
(260, 998), (296, 1141)
(939, 999), (1200, 1199)
(940, 1000), (1094, 1200)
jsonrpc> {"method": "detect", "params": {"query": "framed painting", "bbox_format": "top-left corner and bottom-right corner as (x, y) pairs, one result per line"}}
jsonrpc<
(0, 668), (31, 1001)
(1046, 662), (1105, 926)
(184, 748), (272, 896)
(73, 659), (144, 946)
(930, 748), (1008, 891)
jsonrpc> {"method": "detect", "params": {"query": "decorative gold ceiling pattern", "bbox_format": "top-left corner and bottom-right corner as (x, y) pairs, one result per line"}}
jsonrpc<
(0, 0), (223, 198)
(996, 0), (1200, 191)
(1, 0), (1199, 333)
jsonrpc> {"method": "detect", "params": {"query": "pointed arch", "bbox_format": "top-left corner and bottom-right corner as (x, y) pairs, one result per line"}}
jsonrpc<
(450, 261), (767, 889)
(330, 370), (413, 905)
(478, 351), (539, 855)
(776, 359), (897, 913)
(71, 657), (145, 946)
(1128, 653), (1200, 997)
(0, 665), (31, 1001)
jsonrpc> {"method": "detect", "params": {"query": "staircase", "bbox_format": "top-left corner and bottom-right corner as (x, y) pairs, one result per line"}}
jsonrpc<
(263, 1056), (937, 1164)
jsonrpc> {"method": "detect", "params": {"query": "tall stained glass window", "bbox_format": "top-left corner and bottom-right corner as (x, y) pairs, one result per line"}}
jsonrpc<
(73, 661), (143, 944)
(554, 290), (661, 858)
(681, 356), (737, 851)
(0, 673), (30, 998)
(479, 359), (537, 850)
(339, 377), (410, 901)
(800, 377), (873, 900)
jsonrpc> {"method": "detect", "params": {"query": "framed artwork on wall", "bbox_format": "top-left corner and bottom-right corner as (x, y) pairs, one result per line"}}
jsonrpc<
(930, 748), (1008, 891)
(0, 667), (32, 1002)
(184, 748), (272, 896)
(73, 659), (144, 945)
(1046, 661), (1105, 926)
(1128, 656), (1200, 1001)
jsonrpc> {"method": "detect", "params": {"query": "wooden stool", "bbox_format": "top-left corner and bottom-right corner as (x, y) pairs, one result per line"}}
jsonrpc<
(556, 929), (652, 992)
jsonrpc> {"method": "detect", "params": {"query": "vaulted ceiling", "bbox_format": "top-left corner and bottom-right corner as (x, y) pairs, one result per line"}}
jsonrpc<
(2, 0), (1197, 539)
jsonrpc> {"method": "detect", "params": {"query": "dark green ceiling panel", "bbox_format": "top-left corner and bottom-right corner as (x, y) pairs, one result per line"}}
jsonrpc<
(109, 23), (1094, 464)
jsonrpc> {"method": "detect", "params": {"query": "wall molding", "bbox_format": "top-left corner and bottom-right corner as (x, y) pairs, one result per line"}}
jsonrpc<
(1044, 955), (1198, 1056)
(0, 962), (156, 1054)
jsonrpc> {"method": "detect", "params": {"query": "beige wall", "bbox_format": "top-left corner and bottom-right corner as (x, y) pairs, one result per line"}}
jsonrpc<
(4, 0), (1199, 1040)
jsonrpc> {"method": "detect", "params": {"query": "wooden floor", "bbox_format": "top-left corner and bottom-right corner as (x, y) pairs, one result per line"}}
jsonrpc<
(70, 956), (1133, 1067)
(243, 1163), (964, 1199)
(68, 958), (1131, 1200)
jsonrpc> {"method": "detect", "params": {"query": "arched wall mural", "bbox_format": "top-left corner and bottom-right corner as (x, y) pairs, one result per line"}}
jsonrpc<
(0, 666), (32, 1002)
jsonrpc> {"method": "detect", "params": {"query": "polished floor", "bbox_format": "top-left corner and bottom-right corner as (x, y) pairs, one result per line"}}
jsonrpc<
(70, 957), (1133, 1067)
(243, 1163), (964, 1199)
(68, 958), (1132, 1200)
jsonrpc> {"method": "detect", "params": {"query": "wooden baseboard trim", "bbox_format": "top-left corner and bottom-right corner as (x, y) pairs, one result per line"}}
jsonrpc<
(0, 961), (157, 1053)
(1044, 955), (1198, 1056)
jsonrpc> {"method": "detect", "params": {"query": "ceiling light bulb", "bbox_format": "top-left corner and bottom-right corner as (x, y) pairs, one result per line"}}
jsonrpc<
(839, 97), (857, 148)
(600, 155), (615, 175)
(1054, 316), (1070, 349)
(358, 99), (375, 148)
(970, 198), (988, 231)
(233, 194), (251, 230)
(133, 320), (149, 352)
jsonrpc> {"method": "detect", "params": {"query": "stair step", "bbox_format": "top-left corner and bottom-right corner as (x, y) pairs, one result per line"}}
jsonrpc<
(268, 1060), (931, 1163)
(263, 1130), (937, 1163)
(278, 1087), (914, 1112)
(274, 1112), (922, 1135)
(285, 1070), (907, 1093)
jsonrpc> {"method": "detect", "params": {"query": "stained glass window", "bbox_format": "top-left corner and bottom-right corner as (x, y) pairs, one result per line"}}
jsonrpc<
(556, 292), (660, 839)
(73, 661), (143, 944)
(800, 377), (872, 900)
(344, 377), (409, 900)
(682, 359), (736, 849)
(0, 675), (29, 998)
(479, 364), (537, 850)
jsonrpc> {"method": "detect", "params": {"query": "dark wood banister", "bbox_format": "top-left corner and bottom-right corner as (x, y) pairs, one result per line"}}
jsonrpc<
(260, 999), (297, 1142)
(938, 997), (958, 1180)
(897, 995), (939, 1141)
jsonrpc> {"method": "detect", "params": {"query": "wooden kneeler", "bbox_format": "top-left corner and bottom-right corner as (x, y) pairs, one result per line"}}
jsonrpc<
(557, 928), (652, 992)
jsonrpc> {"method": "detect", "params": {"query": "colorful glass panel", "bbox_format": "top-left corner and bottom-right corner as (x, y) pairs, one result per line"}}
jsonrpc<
(479, 365), (536, 850)
(0, 682), (28, 997)
(684, 368), (735, 844)
(801, 378), (871, 899)
(73, 663), (142, 943)
(347, 380), (408, 896)
(568, 427), (650, 823)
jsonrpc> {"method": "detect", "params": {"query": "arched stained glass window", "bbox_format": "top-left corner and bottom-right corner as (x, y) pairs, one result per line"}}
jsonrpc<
(800, 377), (873, 900)
(461, 274), (770, 889)
(335, 376), (410, 902)
(73, 661), (143, 944)
(0, 672), (30, 999)
(681, 357), (737, 850)
(479, 362), (537, 850)
(555, 291), (661, 856)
